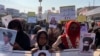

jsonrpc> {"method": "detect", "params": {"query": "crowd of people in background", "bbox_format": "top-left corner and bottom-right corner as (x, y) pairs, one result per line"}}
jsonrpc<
(1, 19), (99, 53)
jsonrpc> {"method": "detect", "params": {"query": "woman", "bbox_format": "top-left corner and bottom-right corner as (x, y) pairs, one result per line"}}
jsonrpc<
(31, 30), (50, 52)
(8, 19), (31, 50)
(52, 21), (80, 50)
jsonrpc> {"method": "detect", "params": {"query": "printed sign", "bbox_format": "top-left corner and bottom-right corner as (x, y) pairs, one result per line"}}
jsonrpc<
(79, 33), (95, 56)
(1, 15), (13, 28)
(27, 17), (37, 23)
(0, 27), (17, 52)
(48, 13), (61, 28)
(60, 6), (76, 20)
(33, 50), (51, 56)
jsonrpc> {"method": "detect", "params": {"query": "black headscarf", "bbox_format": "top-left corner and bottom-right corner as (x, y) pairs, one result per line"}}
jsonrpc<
(8, 19), (30, 50)
(36, 30), (50, 50)
(8, 19), (23, 31)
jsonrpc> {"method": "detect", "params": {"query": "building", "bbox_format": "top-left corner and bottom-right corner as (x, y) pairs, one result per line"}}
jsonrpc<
(0, 4), (6, 16)
(77, 6), (100, 16)
(86, 7), (100, 22)
(6, 8), (20, 18)
(0, 4), (6, 25)
(19, 13), (28, 20)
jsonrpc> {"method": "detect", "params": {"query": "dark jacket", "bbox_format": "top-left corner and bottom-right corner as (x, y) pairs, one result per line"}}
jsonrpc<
(15, 31), (31, 50)
(8, 19), (31, 50)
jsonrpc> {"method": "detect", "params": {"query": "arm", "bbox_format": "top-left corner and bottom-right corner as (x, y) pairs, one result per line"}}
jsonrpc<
(13, 42), (23, 50)
(31, 43), (39, 53)
(52, 36), (62, 50)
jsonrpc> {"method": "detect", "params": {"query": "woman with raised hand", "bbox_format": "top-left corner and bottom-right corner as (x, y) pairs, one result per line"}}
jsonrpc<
(52, 20), (80, 50)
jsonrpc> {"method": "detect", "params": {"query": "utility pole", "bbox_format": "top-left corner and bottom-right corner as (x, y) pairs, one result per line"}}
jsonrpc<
(38, 0), (42, 25)
(93, 0), (95, 8)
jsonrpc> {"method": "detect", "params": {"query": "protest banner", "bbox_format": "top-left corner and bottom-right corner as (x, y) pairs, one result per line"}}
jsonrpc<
(0, 52), (12, 56)
(33, 50), (51, 56)
(0, 27), (17, 51)
(27, 16), (37, 23)
(48, 13), (61, 28)
(51, 49), (79, 56)
(80, 23), (88, 36)
(28, 12), (35, 17)
(61, 49), (79, 56)
(79, 33), (95, 56)
(1, 15), (13, 28)
(77, 15), (87, 22)
(60, 5), (76, 20)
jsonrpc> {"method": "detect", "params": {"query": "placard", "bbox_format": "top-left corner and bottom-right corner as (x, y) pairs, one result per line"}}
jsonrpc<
(33, 50), (51, 56)
(0, 27), (17, 51)
(27, 17), (37, 23)
(48, 13), (61, 28)
(60, 6), (76, 20)
(79, 33), (95, 56)
(1, 15), (13, 28)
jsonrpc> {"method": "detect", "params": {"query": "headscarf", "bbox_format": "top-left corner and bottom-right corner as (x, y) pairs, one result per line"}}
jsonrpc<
(61, 21), (80, 48)
(8, 19), (23, 31)
(8, 19), (30, 50)
(36, 30), (49, 50)
(65, 21), (80, 39)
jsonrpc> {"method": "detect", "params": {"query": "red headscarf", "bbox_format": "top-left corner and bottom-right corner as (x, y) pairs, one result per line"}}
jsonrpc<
(61, 21), (80, 48)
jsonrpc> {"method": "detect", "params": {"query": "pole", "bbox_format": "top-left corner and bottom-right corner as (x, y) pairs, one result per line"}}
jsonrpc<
(38, 0), (42, 25)
(40, 2), (41, 6)
(93, 0), (95, 7)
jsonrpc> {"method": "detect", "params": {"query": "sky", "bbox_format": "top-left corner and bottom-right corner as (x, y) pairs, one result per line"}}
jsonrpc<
(0, 0), (100, 13)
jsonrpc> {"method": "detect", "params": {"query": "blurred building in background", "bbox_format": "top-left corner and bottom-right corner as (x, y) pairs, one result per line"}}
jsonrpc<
(77, 6), (100, 16)
(6, 8), (20, 18)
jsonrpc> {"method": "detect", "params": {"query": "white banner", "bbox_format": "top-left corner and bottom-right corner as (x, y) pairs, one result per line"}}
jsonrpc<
(61, 51), (79, 56)
(48, 13), (61, 23)
(27, 17), (37, 23)
(80, 23), (88, 36)
(0, 49), (99, 56)
(51, 49), (79, 56)
(1, 15), (13, 28)
(79, 33), (95, 56)
(48, 13), (61, 28)
(33, 50), (51, 56)
(60, 6), (76, 20)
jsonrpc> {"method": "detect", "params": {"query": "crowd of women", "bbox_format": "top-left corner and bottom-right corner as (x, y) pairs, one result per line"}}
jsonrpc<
(6, 19), (100, 53)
